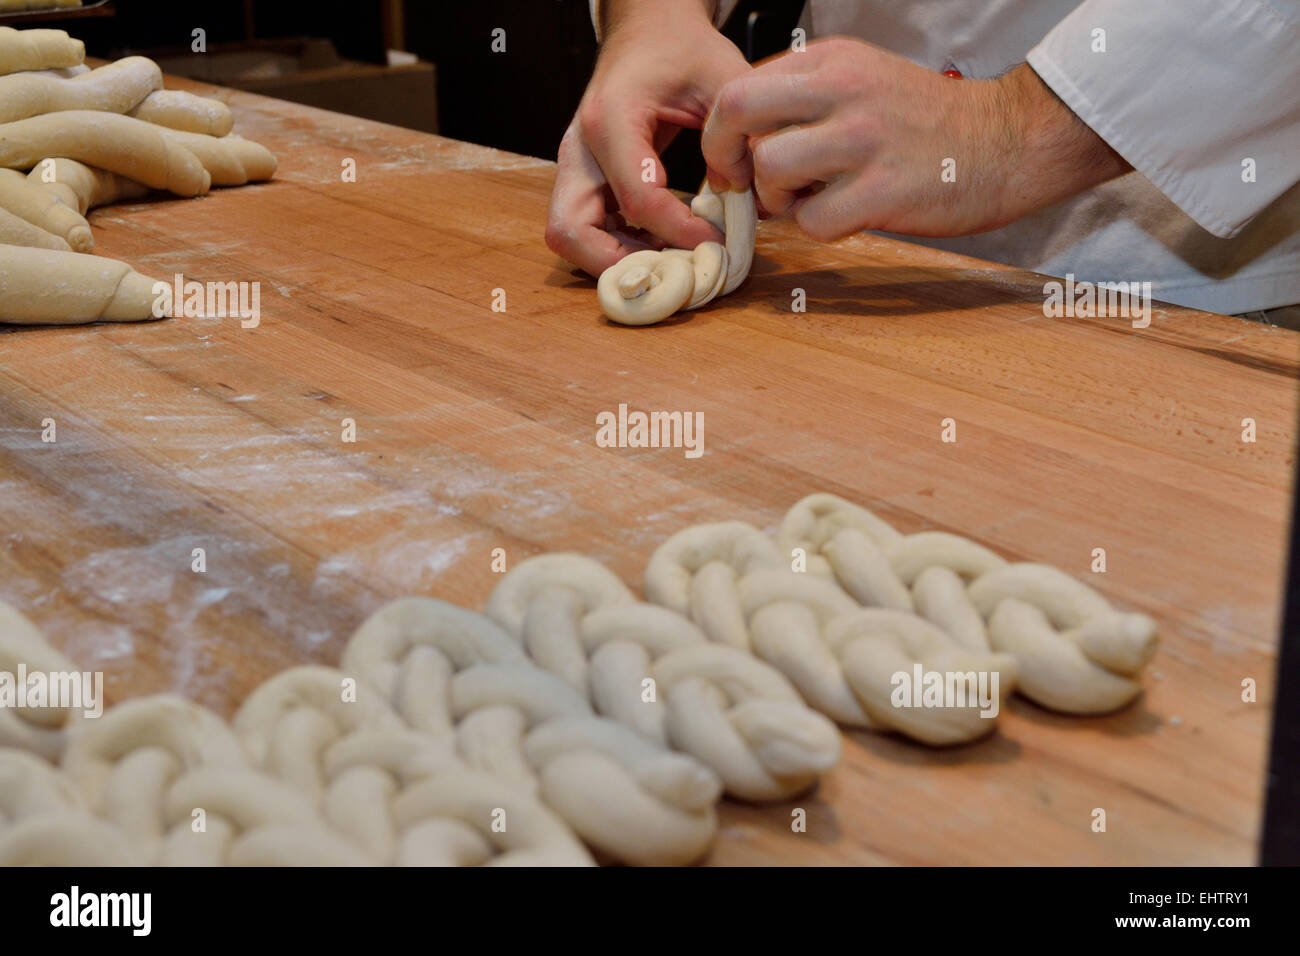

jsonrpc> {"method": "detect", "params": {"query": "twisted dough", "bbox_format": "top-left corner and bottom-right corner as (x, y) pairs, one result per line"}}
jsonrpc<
(130, 89), (235, 137)
(0, 244), (165, 324)
(969, 564), (1157, 713)
(0, 749), (139, 866)
(0, 203), (66, 249)
(28, 157), (150, 216)
(0, 601), (79, 760)
(488, 554), (841, 800)
(646, 494), (1159, 734)
(0, 166), (91, 250)
(0, 111), (211, 196)
(156, 127), (277, 186)
(60, 695), (374, 865)
(597, 183), (756, 325)
(0, 56), (161, 125)
(0, 27), (83, 75)
(341, 598), (719, 865)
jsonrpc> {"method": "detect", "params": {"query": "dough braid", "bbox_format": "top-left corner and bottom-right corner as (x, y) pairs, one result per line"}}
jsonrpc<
(487, 554), (841, 800)
(597, 183), (756, 326)
(643, 493), (1158, 739)
(341, 598), (719, 865)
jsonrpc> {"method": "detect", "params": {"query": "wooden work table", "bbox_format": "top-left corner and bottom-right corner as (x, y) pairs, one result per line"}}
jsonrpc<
(1, 78), (1296, 866)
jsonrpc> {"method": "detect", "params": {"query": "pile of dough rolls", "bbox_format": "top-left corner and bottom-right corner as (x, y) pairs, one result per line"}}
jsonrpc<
(0, 26), (276, 325)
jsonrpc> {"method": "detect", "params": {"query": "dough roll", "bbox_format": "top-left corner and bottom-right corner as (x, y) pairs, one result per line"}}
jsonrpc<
(0, 27), (84, 75)
(26, 157), (150, 217)
(0, 56), (162, 124)
(0, 111), (210, 196)
(156, 127), (277, 186)
(0, 167), (91, 250)
(130, 89), (235, 137)
(0, 204), (68, 250)
(0, 244), (166, 324)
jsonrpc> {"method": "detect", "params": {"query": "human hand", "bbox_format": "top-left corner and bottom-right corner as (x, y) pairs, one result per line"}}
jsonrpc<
(545, 0), (751, 276)
(702, 37), (1129, 241)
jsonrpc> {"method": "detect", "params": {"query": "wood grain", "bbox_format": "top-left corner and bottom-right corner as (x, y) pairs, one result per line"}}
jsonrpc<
(1, 77), (1295, 866)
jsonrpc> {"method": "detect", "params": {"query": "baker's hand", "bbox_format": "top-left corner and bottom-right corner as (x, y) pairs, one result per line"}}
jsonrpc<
(702, 37), (1130, 241)
(545, 0), (750, 276)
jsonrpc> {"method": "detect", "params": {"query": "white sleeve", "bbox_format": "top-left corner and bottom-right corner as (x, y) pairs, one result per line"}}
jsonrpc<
(1026, 0), (1300, 238)
(589, 1), (740, 42)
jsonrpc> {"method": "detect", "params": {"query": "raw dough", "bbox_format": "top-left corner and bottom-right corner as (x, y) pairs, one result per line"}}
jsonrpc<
(488, 554), (841, 800)
(155, 127), (277, 186)
(0, 602), (78, 759)
(0, 55), (161, 124)
(342, 598), (719, 865)
(645, 494), (1160, 732)
(597, 183), (756, 325)
(0, 167), (90, 250)
(0, 27), (83, 76)
(0, 111), (211, 196)
(130, 89), (234, 137)
(26, 156), (149, 216)
(0, 203), (67, 249)
(0, 243), (165, 324)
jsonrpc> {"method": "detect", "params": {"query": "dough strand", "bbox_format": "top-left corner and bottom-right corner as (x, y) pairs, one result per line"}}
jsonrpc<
(597, 183), (757, 325)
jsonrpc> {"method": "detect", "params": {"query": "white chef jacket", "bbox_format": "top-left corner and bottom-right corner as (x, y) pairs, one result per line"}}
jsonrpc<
(589, 0), (1300, 314)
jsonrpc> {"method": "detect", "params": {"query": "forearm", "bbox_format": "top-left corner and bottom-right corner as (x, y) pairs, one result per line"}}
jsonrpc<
(992, 63), (1131, 229)
(596, 0), (717, 41)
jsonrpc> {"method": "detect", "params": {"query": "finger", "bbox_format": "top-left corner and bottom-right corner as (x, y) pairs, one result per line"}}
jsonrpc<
(583, 107), (722, 250)
(546, 125), (654, 276)
(791, 174), (871, 242)
(751, 123), (848, 216)
(701, 72), (829, 189)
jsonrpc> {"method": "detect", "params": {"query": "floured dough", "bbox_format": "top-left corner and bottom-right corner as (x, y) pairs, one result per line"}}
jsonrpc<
(597, 183), (756, 325)
(0, 56), (160, 124)
(0, 167), (91, 250)
(0, 27), (83, 76)
(0, 243), (165, 324)
(0, 203), (67, 249)
(130, 89), (234, 137)
(155, 127), (277, 186)
(26, 156), (149, 215)
(0, 111), (212, 196)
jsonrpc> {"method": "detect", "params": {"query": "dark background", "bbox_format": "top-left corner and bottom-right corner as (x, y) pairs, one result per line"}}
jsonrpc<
(19, 0), (804, 190)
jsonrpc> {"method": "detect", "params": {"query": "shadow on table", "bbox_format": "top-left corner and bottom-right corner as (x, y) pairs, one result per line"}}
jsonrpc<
(545, 258), (1047, 321)
(746, 260), (1045, 317)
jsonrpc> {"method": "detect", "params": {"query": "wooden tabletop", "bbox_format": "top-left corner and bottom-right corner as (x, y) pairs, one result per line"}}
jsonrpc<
(2, 78), (1296, 866)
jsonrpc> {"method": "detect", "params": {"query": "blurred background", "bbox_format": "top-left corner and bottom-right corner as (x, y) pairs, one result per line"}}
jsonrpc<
(2, 0), (803, 189)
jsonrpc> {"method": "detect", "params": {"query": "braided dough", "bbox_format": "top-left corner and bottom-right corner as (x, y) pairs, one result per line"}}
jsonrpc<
(0, 27), (83, 75)
(0, 244), (165, 324)
(646, 494), (1159, 739)
(487, 554), (841, 800)
(130, 90), (234, 137)
(341, 598), (719, 865)
(597, 183), (756, 325)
